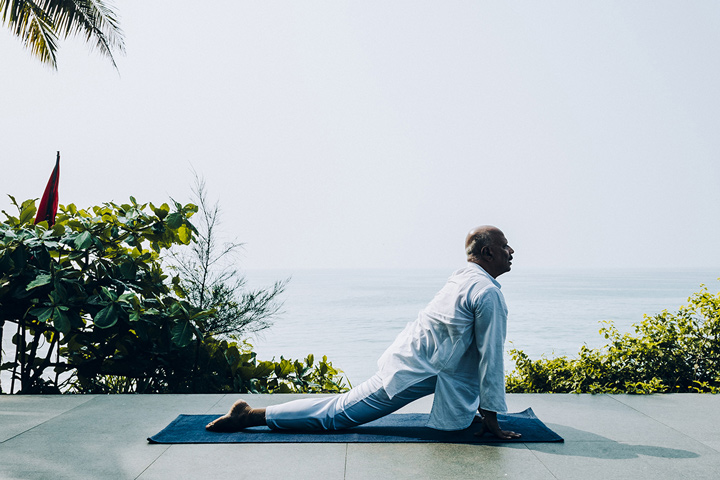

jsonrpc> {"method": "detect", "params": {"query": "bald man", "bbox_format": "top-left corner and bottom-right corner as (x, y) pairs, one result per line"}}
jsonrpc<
(207, 225), (520, 439)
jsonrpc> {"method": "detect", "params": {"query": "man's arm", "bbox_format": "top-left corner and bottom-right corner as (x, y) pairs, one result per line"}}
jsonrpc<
(473, 288), (520, 438)
(473, 288), (508, 414)
(476, 408), (521, 439)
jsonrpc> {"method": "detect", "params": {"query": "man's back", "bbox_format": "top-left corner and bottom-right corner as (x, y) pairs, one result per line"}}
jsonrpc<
(377, 263), (508, 430)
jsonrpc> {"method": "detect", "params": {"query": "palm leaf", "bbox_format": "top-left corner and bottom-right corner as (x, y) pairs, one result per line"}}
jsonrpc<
(40, 0), (124, 67)
(25, 14), (58, 67)
(0, 0), (59, 67)
(1, 0), (124, 69)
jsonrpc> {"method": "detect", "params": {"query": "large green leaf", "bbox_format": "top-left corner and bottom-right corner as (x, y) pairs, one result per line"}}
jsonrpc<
(53, 309), (71, 334)
(26, 274), (52, 291)
(238, 366), (256, 380)
(274, 359), (294, 378)
(165, 213), (183, 229)
(171, 320), (193, 347)
(224, 345), (241, 373)
(18, 200), (37, 225)
(277, 383), (292, 393)
(254, 361), (275, 378)
(100, 286), (118, 302)
(150, 202), (169, 219)
(29, 307), (53, 322)
(177, 225), (191, 244)
(117, 261), (137, 280)
(74, 231), (93, 250)
(94, 304), (119, 328)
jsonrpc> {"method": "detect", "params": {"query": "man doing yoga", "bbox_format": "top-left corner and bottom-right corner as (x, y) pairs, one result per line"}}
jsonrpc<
(206, 225), (521, 439)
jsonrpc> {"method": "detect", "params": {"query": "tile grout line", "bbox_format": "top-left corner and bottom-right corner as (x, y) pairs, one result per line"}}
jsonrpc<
(204, 394), (229, 413)
(142, 395), (231, 479)
(607, 394), (720, 453)
(522, 443), (560, 480)
(0, 394), (98, 444)
(134, 444), (172, 480)
(517, 394), (628, 479)
(606, 394), (678, 429)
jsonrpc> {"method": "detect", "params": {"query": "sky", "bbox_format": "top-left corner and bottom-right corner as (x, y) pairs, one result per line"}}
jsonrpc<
(1, 1), (719, 271)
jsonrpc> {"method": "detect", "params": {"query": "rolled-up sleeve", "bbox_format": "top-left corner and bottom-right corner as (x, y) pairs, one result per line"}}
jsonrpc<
(473, 288), (508, 413)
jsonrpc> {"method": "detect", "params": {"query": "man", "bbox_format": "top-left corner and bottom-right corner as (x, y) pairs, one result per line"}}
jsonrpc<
(206, 225), (520, 439)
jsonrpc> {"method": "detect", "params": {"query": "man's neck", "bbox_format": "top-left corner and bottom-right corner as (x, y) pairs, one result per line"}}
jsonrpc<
(468, 258), (498, 278)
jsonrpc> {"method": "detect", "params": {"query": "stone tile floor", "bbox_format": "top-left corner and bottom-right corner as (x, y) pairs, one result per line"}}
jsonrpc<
(1, 393), (718, 479)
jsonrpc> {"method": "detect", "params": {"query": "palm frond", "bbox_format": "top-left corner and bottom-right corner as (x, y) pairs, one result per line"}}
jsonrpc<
(0, 0), (59, 67)
(0, 0), (28, 29)
(1, 0), (124, 69)
(1, 0), (39, 36)
(40, 0), (125, 67)
(25, 4), (58, 66)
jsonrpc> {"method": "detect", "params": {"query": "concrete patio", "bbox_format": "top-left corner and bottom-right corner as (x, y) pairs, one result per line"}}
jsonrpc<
(1, 393), (719, 479)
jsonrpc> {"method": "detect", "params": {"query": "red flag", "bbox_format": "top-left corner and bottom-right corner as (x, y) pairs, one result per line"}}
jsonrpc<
(34, 152), (61, 226)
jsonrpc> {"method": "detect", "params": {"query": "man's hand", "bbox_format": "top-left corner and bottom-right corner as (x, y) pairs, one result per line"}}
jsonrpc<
(475, 409), (522, 440)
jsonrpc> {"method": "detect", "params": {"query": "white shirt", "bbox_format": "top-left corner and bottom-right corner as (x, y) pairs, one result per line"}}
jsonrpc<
(377, 263), (509, 430)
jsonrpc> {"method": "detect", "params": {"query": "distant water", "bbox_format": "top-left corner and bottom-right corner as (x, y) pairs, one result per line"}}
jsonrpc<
(3, 267), (717, 391)
(246, 267), (720, 386)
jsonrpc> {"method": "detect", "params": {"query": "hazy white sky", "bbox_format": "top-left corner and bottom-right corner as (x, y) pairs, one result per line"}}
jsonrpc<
(2, 1), (719, 270)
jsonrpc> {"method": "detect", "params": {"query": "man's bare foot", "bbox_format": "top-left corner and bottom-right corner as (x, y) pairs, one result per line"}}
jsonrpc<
(206, 400), (262, 432)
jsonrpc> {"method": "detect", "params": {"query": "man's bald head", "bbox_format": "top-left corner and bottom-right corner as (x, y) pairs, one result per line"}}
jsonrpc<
(465, 226), (514, 278)
(465, 226), (502, 259)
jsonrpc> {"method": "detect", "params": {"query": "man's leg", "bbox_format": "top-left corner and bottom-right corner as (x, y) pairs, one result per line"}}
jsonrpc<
(206, 374), (437, 432)
(266, 374), (437, 430)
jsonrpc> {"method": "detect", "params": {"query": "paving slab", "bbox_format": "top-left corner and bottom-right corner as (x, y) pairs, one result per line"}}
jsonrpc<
(0, 394), (96, 442)
(345, 442), (553, 480)
(0, 394), (220, 480)
(609, 393), (720, 451)
(515, 394), (720, 480)
(526, 440), (719, 480)
(139, 443), (348, 480)
(0, 393), (718, 480)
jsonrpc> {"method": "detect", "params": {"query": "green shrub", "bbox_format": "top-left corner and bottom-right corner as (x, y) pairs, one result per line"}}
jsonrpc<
(0, 196), (348, 395)
(72, 339), (348, 394)
(506, 285), (720, 394)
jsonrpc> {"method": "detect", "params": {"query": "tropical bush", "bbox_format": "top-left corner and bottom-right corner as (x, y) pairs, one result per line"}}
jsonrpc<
(74, 338), (348, 395)
(506, 285), (720, 394)
(0, 196), (348, 395)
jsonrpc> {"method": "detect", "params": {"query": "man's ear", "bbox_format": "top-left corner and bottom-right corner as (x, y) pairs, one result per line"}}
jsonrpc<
(480, 246), (492, 258)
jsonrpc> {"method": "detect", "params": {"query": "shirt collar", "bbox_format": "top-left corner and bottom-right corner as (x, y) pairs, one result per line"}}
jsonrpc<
(467, 262), (502, 289)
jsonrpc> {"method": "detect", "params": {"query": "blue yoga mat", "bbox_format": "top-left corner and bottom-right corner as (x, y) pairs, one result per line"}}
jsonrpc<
(148, 407), (563, 444)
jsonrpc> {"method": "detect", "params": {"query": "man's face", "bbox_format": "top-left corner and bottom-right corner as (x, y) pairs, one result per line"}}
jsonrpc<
(486, 232), (514, 278)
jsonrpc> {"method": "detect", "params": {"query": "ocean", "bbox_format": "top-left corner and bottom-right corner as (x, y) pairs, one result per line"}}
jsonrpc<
(246, 267), (720, 386)
(2, 267), (717, 391)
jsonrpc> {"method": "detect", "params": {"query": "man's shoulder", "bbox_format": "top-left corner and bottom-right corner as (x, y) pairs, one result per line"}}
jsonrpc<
(454, 263), (495, 286)
(450, 265), (501, 300)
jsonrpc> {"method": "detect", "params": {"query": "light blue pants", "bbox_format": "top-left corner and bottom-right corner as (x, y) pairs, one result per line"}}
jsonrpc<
(265, 374), (437, 430)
